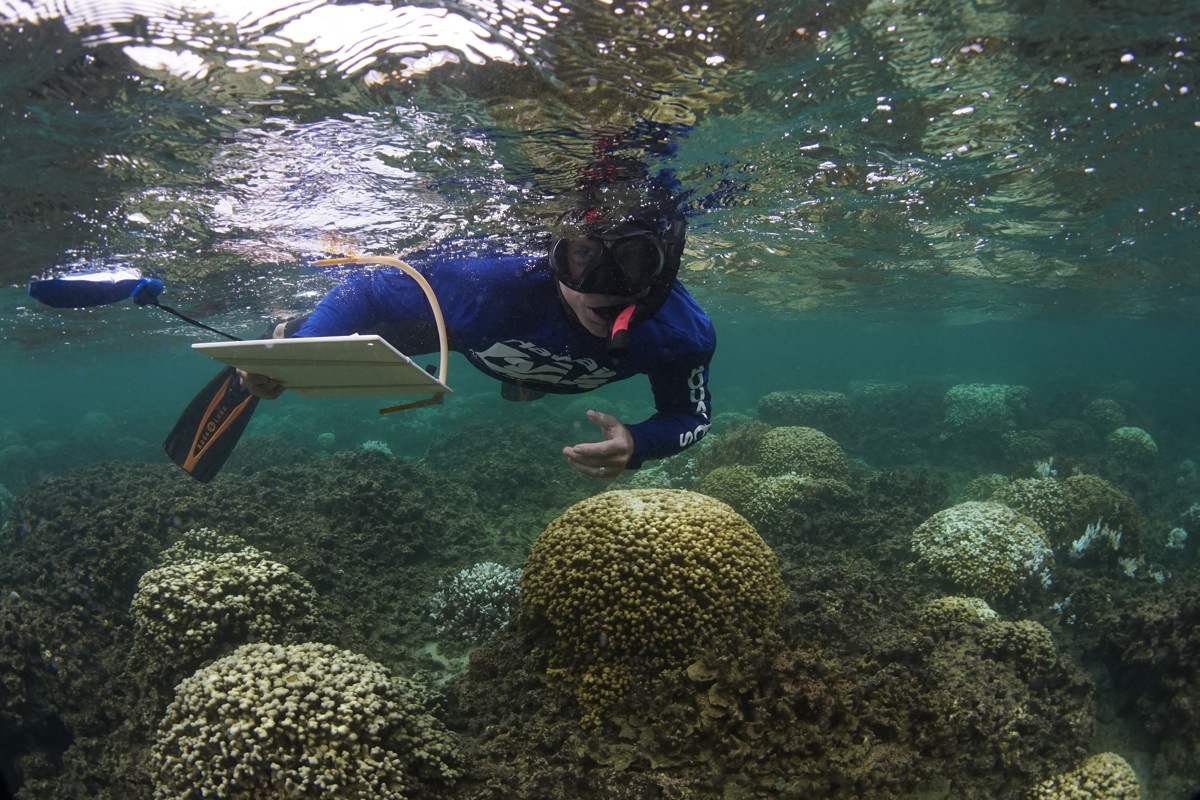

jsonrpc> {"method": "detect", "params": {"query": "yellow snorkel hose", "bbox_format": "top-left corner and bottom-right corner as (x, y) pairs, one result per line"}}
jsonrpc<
(313, 255), (449, 414)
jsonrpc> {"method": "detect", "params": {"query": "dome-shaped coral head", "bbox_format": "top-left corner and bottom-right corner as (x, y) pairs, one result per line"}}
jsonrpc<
(520, 488), (784, 723)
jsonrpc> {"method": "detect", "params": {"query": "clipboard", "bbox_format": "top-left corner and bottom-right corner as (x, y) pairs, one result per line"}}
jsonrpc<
(192, 335), (452, 399)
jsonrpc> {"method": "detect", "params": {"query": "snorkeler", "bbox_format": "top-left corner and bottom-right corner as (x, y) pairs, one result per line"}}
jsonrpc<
(237, 194), (715, 481)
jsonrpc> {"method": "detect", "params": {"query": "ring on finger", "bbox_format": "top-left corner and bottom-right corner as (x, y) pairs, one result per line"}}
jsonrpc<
(598, 466), (607, 476)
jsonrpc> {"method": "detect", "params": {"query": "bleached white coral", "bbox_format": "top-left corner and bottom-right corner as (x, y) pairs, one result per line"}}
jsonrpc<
(911, 501), (1054, 601)
(428, 562), (522, 646)
(361, 439), (394, 456)
(1070, 519), (1123, 559)
(1166, 527), (1188, 550)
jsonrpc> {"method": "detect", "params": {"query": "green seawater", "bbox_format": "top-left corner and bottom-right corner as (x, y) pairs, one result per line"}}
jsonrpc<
(1, 0), (1198, 797)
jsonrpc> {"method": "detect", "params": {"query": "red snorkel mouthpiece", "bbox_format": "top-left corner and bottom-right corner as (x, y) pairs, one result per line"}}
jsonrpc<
(608, 303), (638, 360)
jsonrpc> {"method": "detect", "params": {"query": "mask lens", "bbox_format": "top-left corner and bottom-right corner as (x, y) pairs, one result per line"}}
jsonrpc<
(610, 235), (663, 289)
(551, 230), (665, 295)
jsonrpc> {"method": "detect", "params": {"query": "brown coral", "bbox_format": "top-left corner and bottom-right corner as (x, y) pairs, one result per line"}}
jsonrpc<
(520, 489), (785, 722)
(756, 425), (852, 481)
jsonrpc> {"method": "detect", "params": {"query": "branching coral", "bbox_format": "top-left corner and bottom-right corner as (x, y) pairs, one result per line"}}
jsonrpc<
(151, 642), (461, 800)
(428, 562), (522, 647)
(131, 529), (320, 677)
(1029, 752), (1140, 800)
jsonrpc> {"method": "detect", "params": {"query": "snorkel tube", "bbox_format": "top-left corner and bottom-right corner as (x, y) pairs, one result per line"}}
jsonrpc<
(606, 213), (686, 360)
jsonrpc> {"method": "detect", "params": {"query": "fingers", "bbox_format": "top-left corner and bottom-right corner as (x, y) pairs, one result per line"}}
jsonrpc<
(563, 445), (621, 479)
(563, 409), (635, 479)
(238, 369), (285, 400)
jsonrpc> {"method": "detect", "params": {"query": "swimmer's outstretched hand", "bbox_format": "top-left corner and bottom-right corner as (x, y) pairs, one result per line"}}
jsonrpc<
(563, 409), (633, 480)
(238, 369), (285, 400)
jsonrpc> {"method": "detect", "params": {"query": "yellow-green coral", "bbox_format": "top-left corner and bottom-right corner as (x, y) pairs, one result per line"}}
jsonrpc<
(911, 501), (1054, 602)
(1029, 752), (1140, 800)
(151, 642), (461, 800)
(1106, 426), (1157, 465)
(520, 489), (784, 721)
(694, 464), (759, 515)
(957, 473), (1010, 502)
(756, 425), (851, 481)
(919, 595), (999, 627)
(131, 545), (319, 674)
(742, 473), (856, 541)
(994, 478), (1073, 541)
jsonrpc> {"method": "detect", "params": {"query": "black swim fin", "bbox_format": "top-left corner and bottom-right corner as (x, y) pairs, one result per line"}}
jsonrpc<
(163, 366), (260, 483)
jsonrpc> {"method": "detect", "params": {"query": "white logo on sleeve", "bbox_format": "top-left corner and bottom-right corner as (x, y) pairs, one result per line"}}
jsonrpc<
(471, 340), (617, 389)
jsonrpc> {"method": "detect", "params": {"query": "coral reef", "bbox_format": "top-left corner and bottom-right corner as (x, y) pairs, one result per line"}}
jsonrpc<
(1106, 426), (1158, 467)
(756, 389), (851, 437)
(151, 642), (461, 799)
(919, 595), (999, 627)
(520, 489), (785, 722)
(995, 474), (1143, 562)
(755, 425), (851, 481)
(450, 562), (1094, 799)
(911, 501), (1054, 603)
(4, 372), (1198, 800)
(994, 478), (1074, 542)
(1102, 586), (1200, 796)
(130, 534), (321, 681)
(917, 611), (1094, 790)
(427, 562), (522, 648)
(957, 472), (1010, 502)
(691, 418), (770, 476)
(943, 383), (1032, 433)
(692, 463), (758, 515)
(844, 380), (942, 467)
(1081, 399), (1126, 436)
(742, 473), (858, 544)
(1029, 752), (1140, 800)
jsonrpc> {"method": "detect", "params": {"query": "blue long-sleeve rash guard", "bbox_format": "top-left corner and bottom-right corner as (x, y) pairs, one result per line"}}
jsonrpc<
(296, 253), (715, 469)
